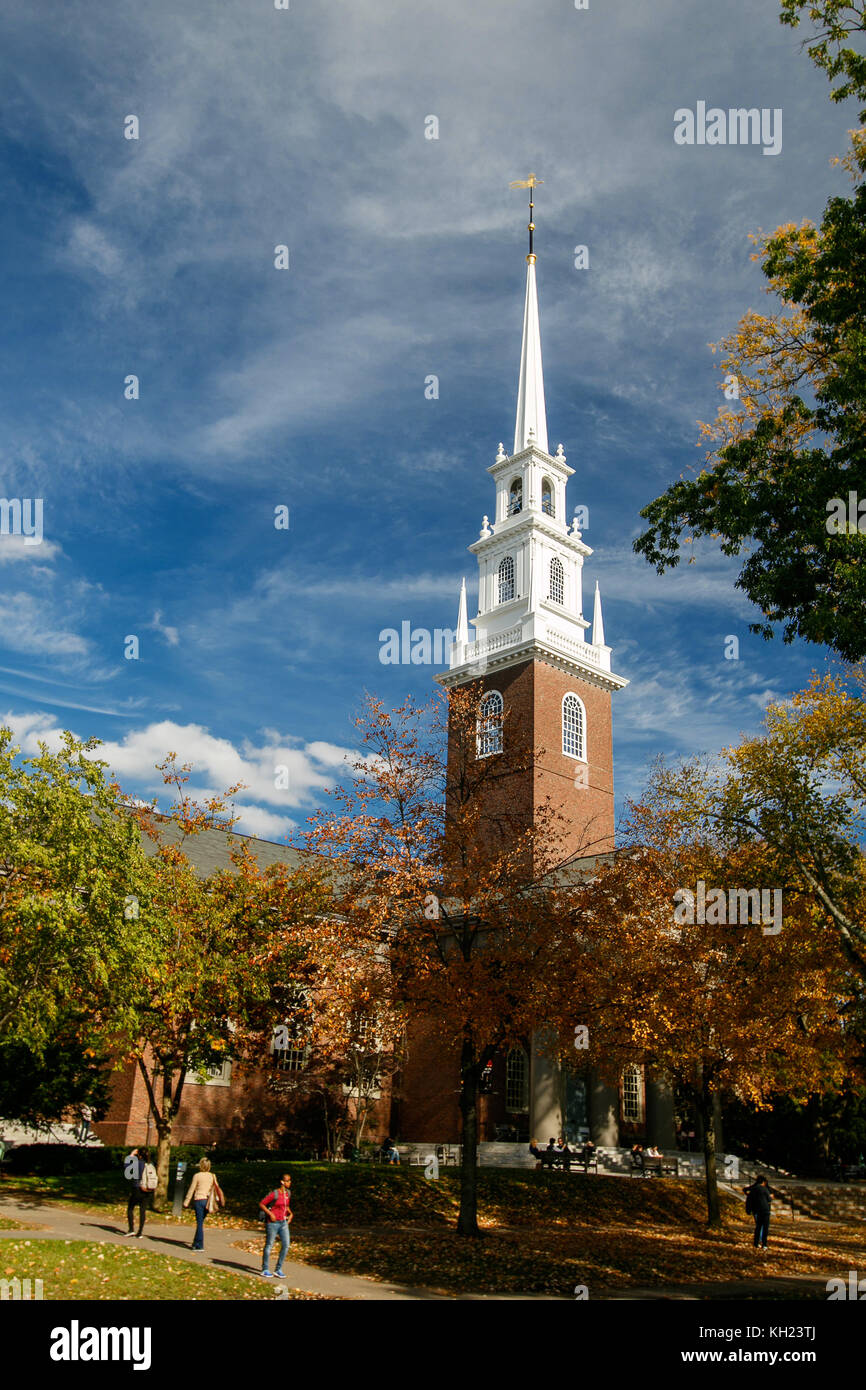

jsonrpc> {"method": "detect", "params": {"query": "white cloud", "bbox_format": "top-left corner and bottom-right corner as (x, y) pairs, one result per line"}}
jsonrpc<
(0, 593), (90, 659)
(0, 535), (61, 565)
(149, 610), (180, 648)
(232, 804), (296, 840)
(1, 709), (359, 839)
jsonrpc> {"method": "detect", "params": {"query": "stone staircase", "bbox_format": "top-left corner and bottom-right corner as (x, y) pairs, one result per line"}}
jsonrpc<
(768, 1183), (866, 1223)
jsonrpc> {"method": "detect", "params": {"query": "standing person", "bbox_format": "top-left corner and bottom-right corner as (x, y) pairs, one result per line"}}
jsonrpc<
(259, 1173), (293, 1278)
(183, 1157), (223, 1251)
(76, 1104), (93, 1145)
(124, 1148), (158, 1237)
(745, 1174), (772, 1252)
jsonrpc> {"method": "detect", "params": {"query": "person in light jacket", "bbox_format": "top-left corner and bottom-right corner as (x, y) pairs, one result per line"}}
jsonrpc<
(183, 1157), (222, 1250)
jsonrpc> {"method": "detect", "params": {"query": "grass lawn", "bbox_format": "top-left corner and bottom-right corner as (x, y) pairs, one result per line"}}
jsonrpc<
(1, 1162), (458, 1230)
(235, 1210), (862, 1297)
(0, 1215), (36, 1230)
(4, 1165), (863, 1297)
(0, 1238), (330, 1299)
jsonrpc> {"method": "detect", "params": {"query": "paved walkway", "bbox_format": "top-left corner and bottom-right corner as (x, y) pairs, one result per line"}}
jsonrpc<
(0, 1196), (453, 1301)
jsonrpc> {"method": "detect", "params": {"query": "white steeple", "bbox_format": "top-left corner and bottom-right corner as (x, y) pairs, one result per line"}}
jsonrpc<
(437, 176), (626, 697)
(592, 581), (605, 647)
(513, 258), (548, 455)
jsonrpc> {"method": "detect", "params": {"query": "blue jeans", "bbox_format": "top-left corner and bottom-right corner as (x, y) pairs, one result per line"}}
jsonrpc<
(262, 1219), (290, 1272)
(754, 1213), (770, 1247)
(192, 1198), (208, 1249)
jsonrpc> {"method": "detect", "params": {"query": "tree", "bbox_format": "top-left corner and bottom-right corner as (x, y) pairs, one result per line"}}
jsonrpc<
(634, 4), (866, 659)
(0, 728), (150, 1056)
(117, 756), (327, 1203)
(780, 3), (866, 123)
(306, 689), (583, 1236)
(570, 786), (858, 1225)
(645, 669), (866, 982)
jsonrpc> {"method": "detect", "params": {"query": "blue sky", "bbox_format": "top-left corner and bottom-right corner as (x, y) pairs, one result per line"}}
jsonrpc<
(0, 0), (857, 840)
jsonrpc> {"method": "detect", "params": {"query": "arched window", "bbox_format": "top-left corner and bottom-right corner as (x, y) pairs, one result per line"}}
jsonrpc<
(549, 555), (565, 605)
(541, 477), (554, 516)
(562, 692), (586, 761)
(505, 1047), (529, 1112)
(508, 478), (523, 515)
(498, 555), (515, 603)
(621, 1064), (643, 1124)
(477, 690), (503, 757)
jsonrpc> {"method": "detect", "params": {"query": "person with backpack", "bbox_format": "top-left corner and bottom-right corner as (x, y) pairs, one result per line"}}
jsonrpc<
(259, 1173), (293, 1278)
(745, 1174), (772, 1251)
(124, 1147), (158, 1238)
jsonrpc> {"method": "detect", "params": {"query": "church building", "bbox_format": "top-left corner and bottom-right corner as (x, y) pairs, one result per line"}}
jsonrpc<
(94, 188), (677, 1156)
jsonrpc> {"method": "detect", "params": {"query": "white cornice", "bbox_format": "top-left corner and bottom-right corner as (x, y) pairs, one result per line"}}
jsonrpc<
(437, 635), (629, 694)
(470, 513), (592, 558)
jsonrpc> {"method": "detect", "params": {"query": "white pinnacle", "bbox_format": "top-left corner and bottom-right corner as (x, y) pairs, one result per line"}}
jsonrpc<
(456, 577), (469, 644)
(513, 258), (549, 456)
(592, 581), (605, 647)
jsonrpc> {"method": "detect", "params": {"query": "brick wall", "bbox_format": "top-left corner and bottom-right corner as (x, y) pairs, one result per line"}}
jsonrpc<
(95, 1057), (392, 1150)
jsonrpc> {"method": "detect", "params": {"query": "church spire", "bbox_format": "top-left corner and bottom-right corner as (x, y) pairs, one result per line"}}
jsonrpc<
(510, 174), (548, 456)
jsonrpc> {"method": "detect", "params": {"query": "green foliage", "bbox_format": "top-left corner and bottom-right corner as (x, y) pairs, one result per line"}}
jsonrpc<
(0, 1036), (111, 1128)
(724, 1088), (866, 1173)
(780, 2), (866, 116)
(0, 729), (154, 1054)
(635, 183), (866, 660)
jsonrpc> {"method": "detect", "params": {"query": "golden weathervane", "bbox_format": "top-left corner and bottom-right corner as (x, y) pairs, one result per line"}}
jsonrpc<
(510, 172), (543, 262)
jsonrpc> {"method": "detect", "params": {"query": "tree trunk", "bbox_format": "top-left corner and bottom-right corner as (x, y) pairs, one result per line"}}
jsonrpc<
(697, 1079), (721, 1228)
(457, 1035), (480, 1236)
(154, 1068), (175, 1210)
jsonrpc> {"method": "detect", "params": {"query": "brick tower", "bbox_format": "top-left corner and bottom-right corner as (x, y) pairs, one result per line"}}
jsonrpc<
(399, 185), (677, 1151)
(436, 182), (627, 868)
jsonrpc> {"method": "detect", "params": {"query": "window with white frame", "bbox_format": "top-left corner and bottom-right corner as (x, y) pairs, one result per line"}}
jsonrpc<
(508, 478), (523, 515)
(350, 1009), (380, 1050)
(271, 1038), (310, 1073)
(549, 555), (565, 605)
(199, 1059), (232, 1087)
(498, 555), (515, 603)
(477, 690), (504, 757)
(505, 1047), (529, 1111)
(541, 478), (554, 516)
(562, 692), (586, 761)
(621, 1064), (643, 1123)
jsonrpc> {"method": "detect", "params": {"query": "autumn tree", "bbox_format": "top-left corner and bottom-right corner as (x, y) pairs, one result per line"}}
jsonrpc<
(570, 785), (858, 1225)
(306, 689), (586, 1236)
(635, 3), (866, 659)
(118, 756), (328, 1203)
(641, 669), (866, 983)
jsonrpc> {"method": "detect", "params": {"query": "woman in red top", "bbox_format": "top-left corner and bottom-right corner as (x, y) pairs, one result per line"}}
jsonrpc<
(259, 1173), (293, 1277)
